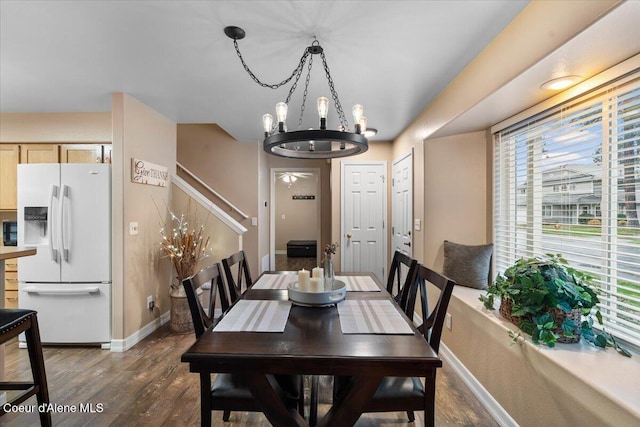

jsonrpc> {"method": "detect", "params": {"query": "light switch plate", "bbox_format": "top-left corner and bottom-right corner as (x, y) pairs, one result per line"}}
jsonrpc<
(129, 222), (139, 235)
(251, 217), (258, 226)
(414, 219), (421, 231)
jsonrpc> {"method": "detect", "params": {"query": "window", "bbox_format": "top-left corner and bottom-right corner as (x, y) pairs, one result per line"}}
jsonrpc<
(494, 73), (640, 347)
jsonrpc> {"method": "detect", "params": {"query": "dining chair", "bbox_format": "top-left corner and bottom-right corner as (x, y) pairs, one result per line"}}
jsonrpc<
(0, 309), (51, 426)
(386, 250), (419, 312)
(221, 250), (253, 304)
(182, 264), (304, 423)
(334, 264), (456, 423)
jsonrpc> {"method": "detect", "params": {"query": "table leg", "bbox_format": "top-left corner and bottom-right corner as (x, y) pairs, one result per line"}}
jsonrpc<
(424, 370), (437, 427)
(199, 373), (211, 427)
(309, 375), (318, 426)
(245, 373), (307, 427)
(316, 375), (383, 427)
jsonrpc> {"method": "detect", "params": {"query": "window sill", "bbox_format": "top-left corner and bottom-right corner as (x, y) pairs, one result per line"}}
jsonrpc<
(440, 285), (640, 426)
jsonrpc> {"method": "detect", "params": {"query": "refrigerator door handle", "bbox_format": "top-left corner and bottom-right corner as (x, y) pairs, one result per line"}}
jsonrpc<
(49, 185), (59, 262)
(61, 185), (70, 262)
(23, 286), (100, 295)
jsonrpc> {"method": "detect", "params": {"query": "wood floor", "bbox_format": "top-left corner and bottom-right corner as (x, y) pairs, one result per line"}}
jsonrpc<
(275, 254), (318, 272)
(1, 324), (498, 427)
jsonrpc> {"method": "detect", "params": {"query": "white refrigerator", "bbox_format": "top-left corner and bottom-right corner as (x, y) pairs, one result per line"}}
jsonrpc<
(17, 163), (111, 345)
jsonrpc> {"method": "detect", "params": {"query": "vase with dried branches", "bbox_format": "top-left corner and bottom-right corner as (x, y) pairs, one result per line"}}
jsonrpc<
(159, 209), (210, 333)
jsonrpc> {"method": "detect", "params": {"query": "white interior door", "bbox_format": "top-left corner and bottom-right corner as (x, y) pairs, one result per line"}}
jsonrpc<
(341, 161), (387, 282)
(392, 151), (413, 258)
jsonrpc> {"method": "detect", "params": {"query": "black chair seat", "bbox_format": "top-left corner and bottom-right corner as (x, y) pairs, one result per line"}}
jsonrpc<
(372, 376), (424, 400)
(212, 373), (298, 402)
(0, 309), (37, 335)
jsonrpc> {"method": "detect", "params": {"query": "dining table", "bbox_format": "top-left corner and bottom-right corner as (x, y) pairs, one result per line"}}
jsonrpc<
(181, 271), (441, 427)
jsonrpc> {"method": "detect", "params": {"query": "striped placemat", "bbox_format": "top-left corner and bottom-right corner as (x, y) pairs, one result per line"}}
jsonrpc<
(213, 300), (292, 332)
(337, 300), (414, 334)
(252, 273), (296, 290)
(335, 275), (381, 292)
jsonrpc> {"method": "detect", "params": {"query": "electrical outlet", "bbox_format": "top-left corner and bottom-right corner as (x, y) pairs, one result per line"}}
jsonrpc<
(147, 295), (154, 310)
(129, 222), (139, 235)
(445, 313), (452, 331)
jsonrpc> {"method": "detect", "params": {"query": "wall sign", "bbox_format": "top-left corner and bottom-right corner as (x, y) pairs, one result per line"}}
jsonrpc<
(131, 158), (168, 187)
(292, 195), (315, 200)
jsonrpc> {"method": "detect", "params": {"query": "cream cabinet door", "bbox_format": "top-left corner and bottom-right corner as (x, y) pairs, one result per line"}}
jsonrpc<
(20, 144), (59, 163)
(0, 144), (20, 209)
(60, 144), (104, 163)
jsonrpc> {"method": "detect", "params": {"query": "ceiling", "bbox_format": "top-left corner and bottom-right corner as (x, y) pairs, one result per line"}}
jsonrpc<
(0, 0), (529, 143)
(2, 1), (640, 146)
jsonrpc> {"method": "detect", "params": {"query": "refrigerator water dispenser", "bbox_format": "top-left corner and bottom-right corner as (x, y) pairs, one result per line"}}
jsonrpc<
(23, 206), (48, 244)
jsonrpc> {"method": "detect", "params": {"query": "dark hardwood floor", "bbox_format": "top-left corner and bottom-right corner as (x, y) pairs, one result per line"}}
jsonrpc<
(1, 324), (497, 427)
(275, 254), (318, 272)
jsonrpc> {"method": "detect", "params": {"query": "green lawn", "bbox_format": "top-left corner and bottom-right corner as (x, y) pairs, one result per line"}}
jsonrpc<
(542, 223), (640, 237)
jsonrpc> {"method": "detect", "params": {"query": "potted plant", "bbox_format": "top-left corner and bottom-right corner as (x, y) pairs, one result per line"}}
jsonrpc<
(480, 254), (630, 357)
(159, 209), (210, 333)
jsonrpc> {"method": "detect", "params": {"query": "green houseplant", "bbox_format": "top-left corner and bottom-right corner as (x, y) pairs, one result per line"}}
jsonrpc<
(480, 254), (630, 357)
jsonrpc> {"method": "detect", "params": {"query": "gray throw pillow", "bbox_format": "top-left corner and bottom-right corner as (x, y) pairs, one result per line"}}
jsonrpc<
(442, 240), (493, 290)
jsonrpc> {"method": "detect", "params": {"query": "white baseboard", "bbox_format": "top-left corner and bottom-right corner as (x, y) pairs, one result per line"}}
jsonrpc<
(411, 311), (515, 427)
(275, 250), (287, 255)
(439, 343), (518, 427)
(110, 310), (171, 352)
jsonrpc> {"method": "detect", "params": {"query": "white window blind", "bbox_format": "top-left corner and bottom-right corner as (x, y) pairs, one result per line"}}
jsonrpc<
(494, 72), (640, 347)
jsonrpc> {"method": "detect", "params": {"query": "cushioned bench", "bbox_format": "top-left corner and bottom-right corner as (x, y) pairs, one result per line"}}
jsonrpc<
(286, 240), (317, 258)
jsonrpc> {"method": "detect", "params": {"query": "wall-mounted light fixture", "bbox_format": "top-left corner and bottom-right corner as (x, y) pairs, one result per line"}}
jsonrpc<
(540, 75), (582, 91)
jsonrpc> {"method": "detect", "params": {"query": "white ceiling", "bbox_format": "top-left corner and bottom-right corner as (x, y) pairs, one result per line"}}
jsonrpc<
(2, 1), (639, 145)
(0, 0), (529, 143)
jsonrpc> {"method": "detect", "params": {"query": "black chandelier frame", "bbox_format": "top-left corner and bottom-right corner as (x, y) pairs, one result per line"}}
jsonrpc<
(224, 26), (369, 159)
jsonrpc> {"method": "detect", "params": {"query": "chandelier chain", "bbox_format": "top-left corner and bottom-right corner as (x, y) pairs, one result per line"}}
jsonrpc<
(321, 52), (349, 130)
(232, 39), (309, 89)
(297, 53), (314, 129)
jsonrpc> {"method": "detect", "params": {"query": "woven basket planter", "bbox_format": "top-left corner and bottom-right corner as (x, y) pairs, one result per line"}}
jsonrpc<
(499, 298), (582, 344)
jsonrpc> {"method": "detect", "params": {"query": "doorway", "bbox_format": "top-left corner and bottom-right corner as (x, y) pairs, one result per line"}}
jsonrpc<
(340, 161), (387, 282)
(270, 168), (321, 271)
(392, 150), (413, 258)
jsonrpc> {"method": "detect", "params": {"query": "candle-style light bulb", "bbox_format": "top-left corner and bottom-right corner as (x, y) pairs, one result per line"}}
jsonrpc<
(263, 113), (273, 136)
(359, 116), (368, 134)
(276, 102), (288, 132)
(317, 97), (329, 130)
(352, 104), (364, 133)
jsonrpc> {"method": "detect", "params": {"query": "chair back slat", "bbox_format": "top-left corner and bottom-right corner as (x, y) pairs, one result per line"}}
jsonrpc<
(222, 250), (253, 304)
(415, 265), (455, 354)
(182, 263), (228, 339)
(386, 251), (418, 313)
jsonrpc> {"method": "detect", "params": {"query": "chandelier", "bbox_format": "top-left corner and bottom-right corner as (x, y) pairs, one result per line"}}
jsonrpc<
(224, 26), (369, 159)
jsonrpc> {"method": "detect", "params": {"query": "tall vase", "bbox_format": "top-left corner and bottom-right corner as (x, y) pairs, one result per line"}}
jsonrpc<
(323, 253), (335, 290)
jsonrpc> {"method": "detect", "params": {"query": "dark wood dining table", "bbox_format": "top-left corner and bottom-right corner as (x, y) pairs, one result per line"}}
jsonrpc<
(181, 272), (441, 427)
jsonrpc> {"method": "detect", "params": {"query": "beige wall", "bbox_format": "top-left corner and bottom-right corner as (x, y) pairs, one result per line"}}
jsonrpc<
(176, 124), (260, 273)
(0, 112), (111, 142)
(274, 174), (319, 251)
(111, 93), (176, 340)
(423, 131), (490, 270)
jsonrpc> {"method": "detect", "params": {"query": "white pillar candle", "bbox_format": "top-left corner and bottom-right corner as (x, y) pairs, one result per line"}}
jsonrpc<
(312, 267), (324, 279)
(298, 269), (310, 291)
(309, 277), (323, 293)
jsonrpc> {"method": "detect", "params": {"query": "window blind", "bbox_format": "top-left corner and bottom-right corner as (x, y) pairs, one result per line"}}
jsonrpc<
(494, 73), (640, 347)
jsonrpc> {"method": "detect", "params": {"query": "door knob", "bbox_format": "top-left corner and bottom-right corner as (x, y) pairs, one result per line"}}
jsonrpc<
(346, 233), (352, 239)
(403, 242), (411, 247)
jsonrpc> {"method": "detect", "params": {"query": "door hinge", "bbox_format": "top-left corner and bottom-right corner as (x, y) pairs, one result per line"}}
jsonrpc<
(392, 178), (394, 186)
(392, 226), (394, 235)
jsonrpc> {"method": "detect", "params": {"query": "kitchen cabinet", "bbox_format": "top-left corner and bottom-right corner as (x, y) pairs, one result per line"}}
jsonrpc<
(20, 144), (59, 163)
(60, 144), (104, 163)
(4, 258), (18, 308)
(0, 145), (20, 210)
